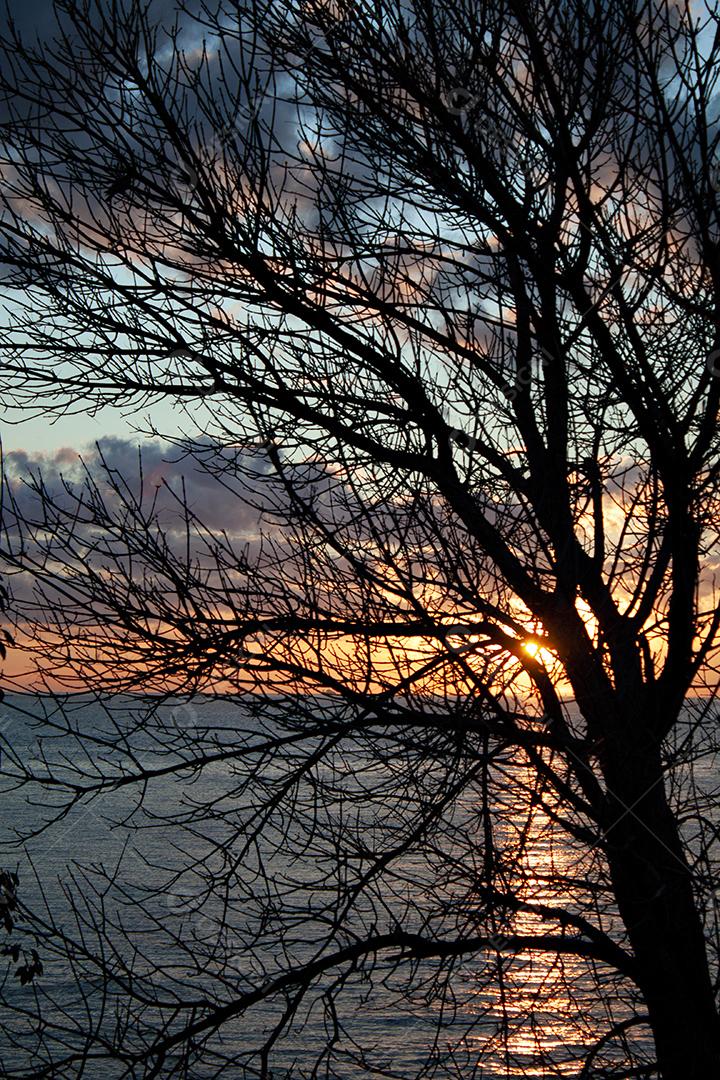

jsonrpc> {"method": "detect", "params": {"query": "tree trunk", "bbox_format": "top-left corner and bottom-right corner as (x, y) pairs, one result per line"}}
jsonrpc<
(604, 741), (720, 1078)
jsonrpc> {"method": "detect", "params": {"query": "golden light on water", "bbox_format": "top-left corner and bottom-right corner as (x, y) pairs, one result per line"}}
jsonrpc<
(464, 768), (606, 1076)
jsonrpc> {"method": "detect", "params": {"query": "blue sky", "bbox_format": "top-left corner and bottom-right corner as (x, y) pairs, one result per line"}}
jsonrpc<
(1, 399), (183, 453)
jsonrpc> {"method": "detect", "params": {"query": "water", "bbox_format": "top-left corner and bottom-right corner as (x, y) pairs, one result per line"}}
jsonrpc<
(0, 692), (676, 1078)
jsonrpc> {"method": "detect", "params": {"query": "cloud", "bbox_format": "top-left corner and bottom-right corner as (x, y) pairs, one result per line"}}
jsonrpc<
(3, 436), (277, 538)
(5, 0), (62, 41)
(5, 0), (202, 42)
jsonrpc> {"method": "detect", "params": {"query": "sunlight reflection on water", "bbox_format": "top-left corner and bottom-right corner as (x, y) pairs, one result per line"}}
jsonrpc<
(0, 696), (664, 1078)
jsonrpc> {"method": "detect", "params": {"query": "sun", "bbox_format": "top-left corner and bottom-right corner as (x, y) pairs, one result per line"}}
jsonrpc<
(521, 638), (556, 667)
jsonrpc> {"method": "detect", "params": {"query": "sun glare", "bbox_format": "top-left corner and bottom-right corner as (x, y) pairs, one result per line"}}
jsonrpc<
(521, 638), (557, 669)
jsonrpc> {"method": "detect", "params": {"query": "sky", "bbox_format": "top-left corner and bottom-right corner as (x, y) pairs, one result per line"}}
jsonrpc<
(2, 0), (94, 450)
(5, 0), (60, 37)
(0, 399), (184, 454)
(0, 0), (206, 454)
(2, 0), (719, 703)
(2, 0), (718, 469)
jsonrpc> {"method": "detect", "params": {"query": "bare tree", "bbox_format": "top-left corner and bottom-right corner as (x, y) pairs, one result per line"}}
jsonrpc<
(1, 0), (720, 1076)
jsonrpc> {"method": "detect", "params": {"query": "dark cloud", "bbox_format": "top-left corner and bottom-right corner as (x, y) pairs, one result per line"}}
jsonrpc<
(3, 436), (276, 537)
(4, 0), (61, 40)
(3, 0), (200, 41)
